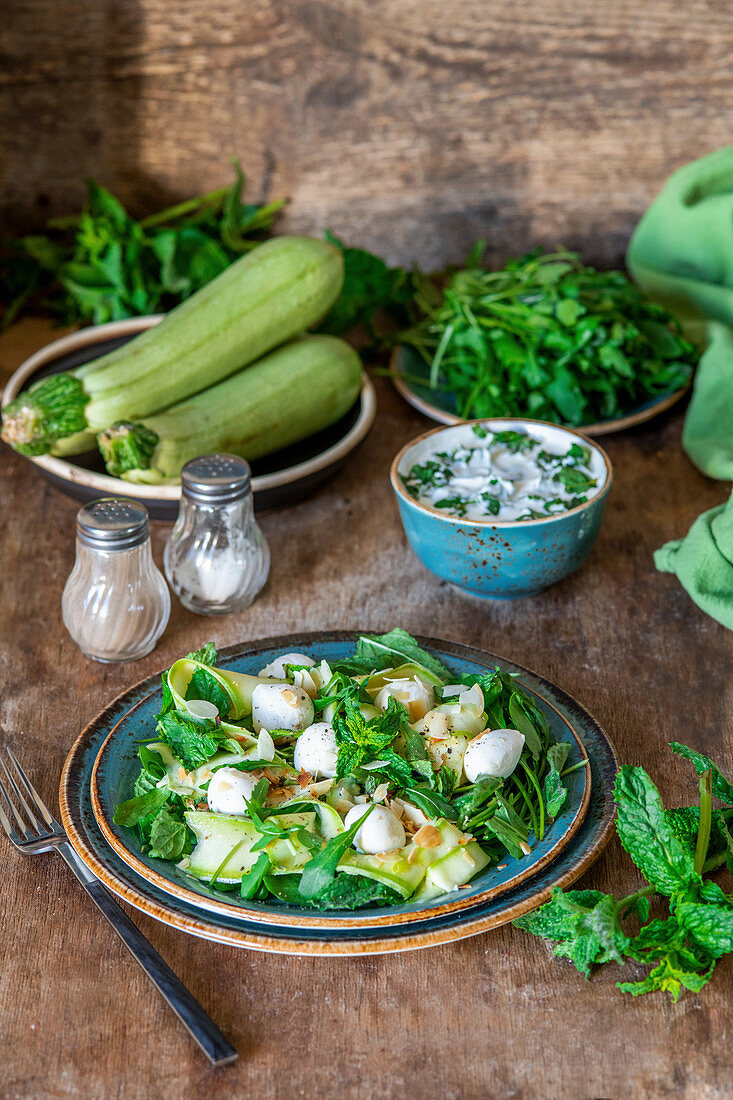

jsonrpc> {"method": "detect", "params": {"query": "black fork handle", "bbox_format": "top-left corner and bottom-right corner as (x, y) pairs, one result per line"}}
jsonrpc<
(57, 841), (238, 1067)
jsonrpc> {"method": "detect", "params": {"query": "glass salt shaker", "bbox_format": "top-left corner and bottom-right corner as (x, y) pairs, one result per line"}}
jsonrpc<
(164, 454), (270, 615)
(62, 499), (170, 662)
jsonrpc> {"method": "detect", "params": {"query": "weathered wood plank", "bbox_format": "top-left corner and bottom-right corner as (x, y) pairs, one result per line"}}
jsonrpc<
(3, 1), (733, 267)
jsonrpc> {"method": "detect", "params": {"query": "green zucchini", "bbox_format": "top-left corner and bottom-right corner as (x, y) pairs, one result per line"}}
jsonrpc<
(1, 235), (343, 455)
(98, 334), (363, 482)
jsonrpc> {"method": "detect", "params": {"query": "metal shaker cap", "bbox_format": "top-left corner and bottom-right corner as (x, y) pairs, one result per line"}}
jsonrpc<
(77, 498), (150, 551)
(180, 454), (251, 505)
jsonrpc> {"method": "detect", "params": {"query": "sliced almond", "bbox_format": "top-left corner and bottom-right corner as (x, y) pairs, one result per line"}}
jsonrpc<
(413, 824), (442, 849)
(372, 782), (390, 804)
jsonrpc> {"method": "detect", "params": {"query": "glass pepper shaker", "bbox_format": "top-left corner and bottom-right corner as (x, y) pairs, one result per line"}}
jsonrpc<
(164, 454), (270, 615)
(62, 499), (170, 662)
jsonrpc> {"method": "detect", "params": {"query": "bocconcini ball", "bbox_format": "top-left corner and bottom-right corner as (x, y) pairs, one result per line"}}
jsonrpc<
(251, 683), (314, 733)
(207, 767), (260, 816)
(344, 803), (406, 855)
(374, 677), (434, 722)
(258, 652), (315, 679)
(293, 722), (338, 779)
(463, 728), (525, 782)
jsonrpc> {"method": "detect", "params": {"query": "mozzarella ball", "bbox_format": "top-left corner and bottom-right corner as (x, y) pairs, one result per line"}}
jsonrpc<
(344, 804), (406, 855)
(374, 677), (434, 722)
(251, 683), (314, 733)
(293, 722), (338, 779)
(207, 767), (260, 816)
(258, 652), (315, 679)
(464, 728), (525, 782)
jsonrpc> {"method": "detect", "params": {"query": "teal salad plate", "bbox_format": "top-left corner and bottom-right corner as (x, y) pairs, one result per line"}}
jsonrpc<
(61, 634), (618, 952)
(391, 345), (690, 437)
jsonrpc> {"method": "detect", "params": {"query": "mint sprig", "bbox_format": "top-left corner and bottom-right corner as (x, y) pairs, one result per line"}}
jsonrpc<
(514, 742), (733, 1000)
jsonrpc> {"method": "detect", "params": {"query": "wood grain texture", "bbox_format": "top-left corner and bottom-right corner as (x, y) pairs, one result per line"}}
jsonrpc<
(3, 0), (733, 269)
(0, 319), (732, 1099)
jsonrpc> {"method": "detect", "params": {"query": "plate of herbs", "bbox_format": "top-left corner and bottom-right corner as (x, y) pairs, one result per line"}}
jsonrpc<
(391, 250), (696, 435)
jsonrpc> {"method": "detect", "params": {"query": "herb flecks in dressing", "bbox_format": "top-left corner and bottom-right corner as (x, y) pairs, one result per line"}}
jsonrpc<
(402, 426), (600, 521)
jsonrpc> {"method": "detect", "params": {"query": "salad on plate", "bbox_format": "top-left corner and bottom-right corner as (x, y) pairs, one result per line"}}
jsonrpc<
(113, 630), (576, 911)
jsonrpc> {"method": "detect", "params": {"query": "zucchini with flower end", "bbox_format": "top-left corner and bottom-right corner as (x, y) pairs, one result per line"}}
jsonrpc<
(98, 334), (362, 482)
(1, 235), (344, 456)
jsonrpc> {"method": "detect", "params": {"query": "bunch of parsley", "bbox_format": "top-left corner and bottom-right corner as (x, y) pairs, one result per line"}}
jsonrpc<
(0, 163), (285, 328)
(400, 248), (698, 426)
(514, 743), (733, 999)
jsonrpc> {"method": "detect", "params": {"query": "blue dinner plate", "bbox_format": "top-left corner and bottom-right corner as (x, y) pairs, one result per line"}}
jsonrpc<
(60, 633), (618, 954)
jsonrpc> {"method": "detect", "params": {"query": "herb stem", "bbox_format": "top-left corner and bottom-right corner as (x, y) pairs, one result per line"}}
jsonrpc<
(694, 769), (713, 875)
(140, 186), (230, 229)
(560, 759), (590, 778)
(519, 760), (545, 841)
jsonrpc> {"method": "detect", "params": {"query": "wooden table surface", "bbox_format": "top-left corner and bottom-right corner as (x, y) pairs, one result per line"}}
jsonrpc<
(1, 319), (732, 1099)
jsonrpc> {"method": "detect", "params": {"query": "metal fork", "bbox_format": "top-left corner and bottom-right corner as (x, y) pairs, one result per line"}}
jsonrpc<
(0, 747), (237, 1067)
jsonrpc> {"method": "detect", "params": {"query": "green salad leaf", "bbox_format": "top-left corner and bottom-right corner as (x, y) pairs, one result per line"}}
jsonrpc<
(156, 712), (225, 770)
(298, 806), (375, 899)
(184, 667), (231, 717)
(147, 808), (187, 860)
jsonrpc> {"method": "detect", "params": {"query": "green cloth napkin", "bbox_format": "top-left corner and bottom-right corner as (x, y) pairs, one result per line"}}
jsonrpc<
(627, 145), (733, 480)
(628, 146), (733, 627)
(655, 491), (733, 631)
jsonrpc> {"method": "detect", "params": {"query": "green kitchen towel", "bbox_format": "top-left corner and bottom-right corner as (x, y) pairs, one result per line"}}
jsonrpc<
(627, 145), (733, 479)
(655, 492), (733, 631)
(683, 323), (733, 481)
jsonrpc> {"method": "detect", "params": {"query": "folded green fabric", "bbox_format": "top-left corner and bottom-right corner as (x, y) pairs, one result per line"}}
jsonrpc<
(628, 145), (733, 480)
(683, 323), (733, 480)
(655, 492), (733, 630)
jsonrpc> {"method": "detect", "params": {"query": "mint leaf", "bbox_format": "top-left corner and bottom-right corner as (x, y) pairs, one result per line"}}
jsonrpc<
(185, 642), (218, 666)
(157, 712), (224, 770)
(614, 766), (698, 895)
(514, 887), (629, 977)
(670, 742), (733, 804)
(113, 787), (167, 827)
(622, 914), (715, 1001)
(147, 808), (187, 860)
(676, 902), (733, 959)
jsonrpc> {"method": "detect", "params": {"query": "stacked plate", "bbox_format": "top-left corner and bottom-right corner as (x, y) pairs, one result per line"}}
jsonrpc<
(59, 633), (618, 955)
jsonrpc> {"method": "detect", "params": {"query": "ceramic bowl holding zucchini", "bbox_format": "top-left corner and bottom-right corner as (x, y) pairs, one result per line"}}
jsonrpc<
(391, 419), (612, 599)
(1, 236), (376, 517)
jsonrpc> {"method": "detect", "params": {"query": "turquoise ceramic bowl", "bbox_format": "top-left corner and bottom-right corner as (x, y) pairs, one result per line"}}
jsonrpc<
(390, 418), (612, 599)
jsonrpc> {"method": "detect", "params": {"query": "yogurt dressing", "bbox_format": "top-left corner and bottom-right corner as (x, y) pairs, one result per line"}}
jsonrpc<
(401, 425), (601, 522)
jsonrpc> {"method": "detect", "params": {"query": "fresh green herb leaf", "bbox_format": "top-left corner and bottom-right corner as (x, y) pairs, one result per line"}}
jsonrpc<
(184, 667), (231, 717)
(614, 766), (698, 896)
(240, 852), (271, 900)
(318, 232), (415, 341)
(354, 629), (452, 682)
(113, 787), (167, 827)
(185, 642), (218, 666)
(156, 712), (225, 770)
(298, 805), (374, 899)
(147, 808), (187, 860)
(670, 742), (733, 804)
